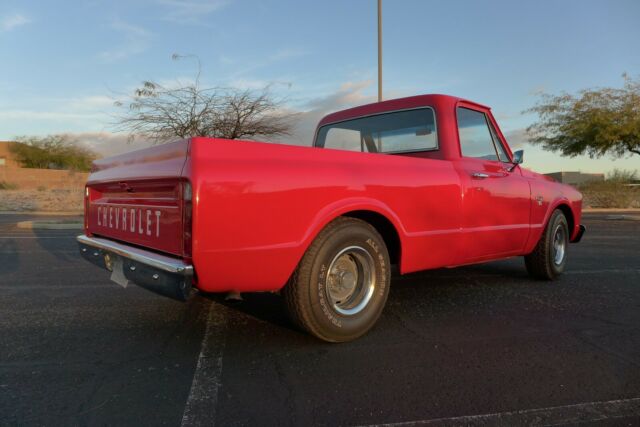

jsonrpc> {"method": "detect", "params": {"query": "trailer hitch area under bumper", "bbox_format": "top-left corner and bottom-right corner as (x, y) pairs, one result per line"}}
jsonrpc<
(77, 235), (193, 301)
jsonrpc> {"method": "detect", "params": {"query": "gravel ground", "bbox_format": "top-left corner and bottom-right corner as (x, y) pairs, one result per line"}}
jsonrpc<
(0, 189), (84, 212)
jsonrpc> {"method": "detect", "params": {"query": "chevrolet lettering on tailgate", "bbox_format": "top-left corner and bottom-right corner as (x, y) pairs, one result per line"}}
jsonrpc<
(96, 205), (162, 237)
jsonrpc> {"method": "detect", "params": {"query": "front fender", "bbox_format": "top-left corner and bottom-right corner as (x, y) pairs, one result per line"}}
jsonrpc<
(524, 195), (581, 254)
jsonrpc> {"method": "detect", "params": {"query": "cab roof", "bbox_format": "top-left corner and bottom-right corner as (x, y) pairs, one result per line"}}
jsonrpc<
(317, 94), (490, 128)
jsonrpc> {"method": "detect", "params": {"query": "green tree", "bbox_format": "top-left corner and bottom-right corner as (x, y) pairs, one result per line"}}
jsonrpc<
(10, 135), (96, 171)
(526, 74), (640, 157)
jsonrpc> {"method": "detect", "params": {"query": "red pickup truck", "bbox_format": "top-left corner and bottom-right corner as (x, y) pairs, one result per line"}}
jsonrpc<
(78, 94), (585, 342)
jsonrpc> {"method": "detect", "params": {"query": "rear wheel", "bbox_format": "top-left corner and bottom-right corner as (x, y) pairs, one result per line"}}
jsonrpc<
(525, 209), (569, 280)
(283, 217), (391, 342)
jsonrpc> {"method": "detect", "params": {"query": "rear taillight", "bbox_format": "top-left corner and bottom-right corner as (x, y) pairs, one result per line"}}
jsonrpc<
(182, 181), (192, 257)
(84, 186), (90, 231)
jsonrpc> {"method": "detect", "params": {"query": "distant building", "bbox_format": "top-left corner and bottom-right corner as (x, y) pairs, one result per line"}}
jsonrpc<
(0, 141), (22, 168)
(545, 171), (605, 186)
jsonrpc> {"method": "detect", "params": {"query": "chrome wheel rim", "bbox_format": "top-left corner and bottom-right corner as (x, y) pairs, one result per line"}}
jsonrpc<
(326, 246), (376, 316)
(552, 224), (567, 265)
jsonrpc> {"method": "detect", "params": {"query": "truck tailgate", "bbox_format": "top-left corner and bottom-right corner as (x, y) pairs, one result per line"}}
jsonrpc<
(85, 140), (190, 257)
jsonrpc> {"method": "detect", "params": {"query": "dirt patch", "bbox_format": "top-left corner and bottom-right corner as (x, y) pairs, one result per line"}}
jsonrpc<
(0, 189), (83, 212)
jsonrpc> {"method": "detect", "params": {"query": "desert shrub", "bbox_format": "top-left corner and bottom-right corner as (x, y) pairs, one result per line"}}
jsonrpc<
(606, 169), (638, 183)
(10, 135), (96, 171)
(579, 169), (640, 208)
(0, 181), (18, 190)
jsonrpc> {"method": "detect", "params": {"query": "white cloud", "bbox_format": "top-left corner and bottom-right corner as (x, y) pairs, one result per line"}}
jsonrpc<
(503, 128), (530, 150)
(0, 92), (120, 137)
(158, 0), (229, 24)
(275, 80), (376, 147)
(68, 95), (115, 110)
(268, 48), (308, 62)
(228, 78), (270, 90)
(49, 82), (374, 155)
(229, 48), (309, 77)
(1, 13), (31, 32)
(3, 81), (636, 176)
(98, 20), (152, 62)
(0, 80), (374, 152)
(68, 132), (155, 158)
(0, 110), (105, 121)
(218, 55), (234, 65)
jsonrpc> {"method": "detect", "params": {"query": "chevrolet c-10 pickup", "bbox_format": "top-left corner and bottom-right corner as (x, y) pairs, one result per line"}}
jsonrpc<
(77, 94), (585, 342)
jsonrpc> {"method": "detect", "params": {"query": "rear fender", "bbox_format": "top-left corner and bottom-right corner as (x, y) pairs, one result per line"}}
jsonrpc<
(296, 197), (407, 263)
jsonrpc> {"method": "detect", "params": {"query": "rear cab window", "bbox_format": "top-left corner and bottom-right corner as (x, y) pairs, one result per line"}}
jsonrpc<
(315, 108), (438, 155)
(457, 107), (511, 162)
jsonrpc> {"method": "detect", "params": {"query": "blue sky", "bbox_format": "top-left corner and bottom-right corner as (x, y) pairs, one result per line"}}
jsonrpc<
(1, 0), (639, 173)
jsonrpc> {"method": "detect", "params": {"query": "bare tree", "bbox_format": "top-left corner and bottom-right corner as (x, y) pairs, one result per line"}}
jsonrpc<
(114, 68), (294, 143)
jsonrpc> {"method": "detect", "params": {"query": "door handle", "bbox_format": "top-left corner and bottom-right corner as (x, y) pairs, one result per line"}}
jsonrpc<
(471, 172), (490, 179)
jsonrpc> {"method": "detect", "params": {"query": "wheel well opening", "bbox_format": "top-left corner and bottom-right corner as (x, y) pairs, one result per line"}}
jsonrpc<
(342, 210), (401, 265)
(556, 204), (574, 234)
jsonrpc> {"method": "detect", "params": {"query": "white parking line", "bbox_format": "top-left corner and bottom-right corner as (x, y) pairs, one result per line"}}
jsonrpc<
(367, 397), (640, 426)
(0, 250), (78, 253)
(0, 236), (75, 239)
(568, 268), (640, 274)
(0, 285), (113, 290)
(393, 268), (640, 282)
(181, 301), (229, 427)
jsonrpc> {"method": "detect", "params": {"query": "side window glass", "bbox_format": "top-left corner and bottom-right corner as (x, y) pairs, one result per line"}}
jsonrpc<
(316, 108), (438, 154)
(487, 120), (510, 162)
(457, 107), (499, 161)
(322, 128), (365, 152)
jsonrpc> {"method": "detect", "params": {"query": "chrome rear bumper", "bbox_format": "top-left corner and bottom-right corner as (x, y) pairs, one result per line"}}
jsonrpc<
(77, 235), (193, 275)
(77, 234), (193, 300)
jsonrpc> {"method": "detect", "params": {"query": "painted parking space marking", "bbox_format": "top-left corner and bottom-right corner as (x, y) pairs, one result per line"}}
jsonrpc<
(0, 236), (76, 239)
(181, 301), (229, 427)
(368, 397), (640, 426)
(568, 268), (640, 274)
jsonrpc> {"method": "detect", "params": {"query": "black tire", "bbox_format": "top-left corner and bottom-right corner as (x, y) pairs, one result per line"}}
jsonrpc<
(525, 209), (569, 280)
(283, 217), (391, 342)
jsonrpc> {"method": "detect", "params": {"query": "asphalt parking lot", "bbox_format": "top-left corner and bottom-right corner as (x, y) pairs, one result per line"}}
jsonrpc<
(1, 212), (639, 426)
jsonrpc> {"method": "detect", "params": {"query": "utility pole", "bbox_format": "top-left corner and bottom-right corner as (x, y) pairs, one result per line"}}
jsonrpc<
(377, 0), (383, 102)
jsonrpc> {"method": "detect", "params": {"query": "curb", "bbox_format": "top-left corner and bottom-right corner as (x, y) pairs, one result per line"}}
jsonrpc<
(583, 208), (640, 213)
(0, 211), (83, 216)
(603, 215), (640, 221)
(17, 220), (84, 230)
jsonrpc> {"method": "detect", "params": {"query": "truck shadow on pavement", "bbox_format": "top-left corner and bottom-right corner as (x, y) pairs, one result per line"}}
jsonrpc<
(203, 291), (295, 331)
(0, 238), (20, 275)
(33, 225), (81, 263)
(199, 259), (534, 342)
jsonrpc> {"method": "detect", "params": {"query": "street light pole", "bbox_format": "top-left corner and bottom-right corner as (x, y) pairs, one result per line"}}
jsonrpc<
(377, 0), (382, 102)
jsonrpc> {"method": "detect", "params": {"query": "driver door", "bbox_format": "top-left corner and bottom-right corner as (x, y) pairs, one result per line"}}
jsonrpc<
(454, 106), (531, 263)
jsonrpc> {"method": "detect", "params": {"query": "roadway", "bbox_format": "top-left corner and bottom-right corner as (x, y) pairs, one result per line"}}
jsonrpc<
(1, 212), (639, 426)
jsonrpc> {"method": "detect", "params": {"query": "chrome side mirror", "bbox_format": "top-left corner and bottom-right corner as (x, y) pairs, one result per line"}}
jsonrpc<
(513, 149), (524, 165)
(507, 149), (524, 172)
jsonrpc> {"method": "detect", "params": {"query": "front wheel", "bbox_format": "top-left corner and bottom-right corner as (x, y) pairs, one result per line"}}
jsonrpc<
(283, 217), (391, 342)
(525, 209), (569, 280)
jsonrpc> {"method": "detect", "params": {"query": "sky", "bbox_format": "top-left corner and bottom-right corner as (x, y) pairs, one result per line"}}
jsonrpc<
(1, 0), (639, 174)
